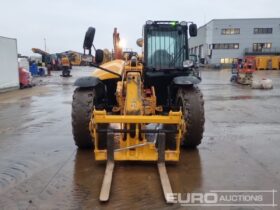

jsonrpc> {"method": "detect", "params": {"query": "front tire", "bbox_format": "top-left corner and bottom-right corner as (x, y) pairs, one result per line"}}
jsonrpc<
(72, 88), (94, 149)
(177, 86), (205, 148)
(71, 88), (108, 149)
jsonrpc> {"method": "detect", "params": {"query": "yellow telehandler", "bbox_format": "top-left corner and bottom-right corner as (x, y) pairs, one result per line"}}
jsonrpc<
(72, 21), (204, 203)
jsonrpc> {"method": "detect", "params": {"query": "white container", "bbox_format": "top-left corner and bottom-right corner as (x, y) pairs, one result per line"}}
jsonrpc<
(0, 36), (19, 91)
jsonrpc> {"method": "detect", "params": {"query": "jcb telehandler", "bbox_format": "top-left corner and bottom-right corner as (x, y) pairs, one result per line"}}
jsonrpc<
(72, 21), (204, 203)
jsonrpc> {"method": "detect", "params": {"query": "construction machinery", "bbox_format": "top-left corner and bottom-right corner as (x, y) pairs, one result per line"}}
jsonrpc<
(32, 48), (64, 70)
(65, 51), (82, 66)
(31, 48), (50, 62)
(65, 51), (95, 66)
(231, 58), (256, 85)
(113, 27), (123, 59)
(72, 20), (204, 203)
(122, 50), (138, 61)
(113, 28), (139, 62)
(31, 48), (53, 68)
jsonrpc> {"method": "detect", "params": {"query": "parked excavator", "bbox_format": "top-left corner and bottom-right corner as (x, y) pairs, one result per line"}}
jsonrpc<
(72, 20), (204, 203)
(113, 27), (123, 59)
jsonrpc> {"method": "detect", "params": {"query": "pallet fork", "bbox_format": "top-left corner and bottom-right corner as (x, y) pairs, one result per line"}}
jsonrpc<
(99, 132), (175, 203)
(91, 110), (183, 203)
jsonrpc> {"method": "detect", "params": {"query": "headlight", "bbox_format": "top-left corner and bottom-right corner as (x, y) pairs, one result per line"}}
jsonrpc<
(183, 60), (194, 68)
(146, 20), (154, 25)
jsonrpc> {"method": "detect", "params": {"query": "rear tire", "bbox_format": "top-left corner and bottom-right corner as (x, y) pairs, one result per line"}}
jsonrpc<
(72, 87), (107, 149)
(177, 86), (204, 148)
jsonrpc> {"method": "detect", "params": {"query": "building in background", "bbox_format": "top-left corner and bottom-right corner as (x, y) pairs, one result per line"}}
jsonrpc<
(189, 18), (280, 66)
(0, 36), (19, 91)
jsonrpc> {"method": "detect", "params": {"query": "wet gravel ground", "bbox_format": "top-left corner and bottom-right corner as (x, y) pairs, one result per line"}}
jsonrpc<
(0, 67), (280, 210)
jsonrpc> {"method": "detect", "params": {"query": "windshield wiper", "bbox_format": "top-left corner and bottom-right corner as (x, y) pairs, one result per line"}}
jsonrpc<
(169, 45), (185, 66)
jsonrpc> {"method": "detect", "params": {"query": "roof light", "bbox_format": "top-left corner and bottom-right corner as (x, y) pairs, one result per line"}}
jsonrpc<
(180, 21), (187, 26)
(171, 21), (177, 26)
(146, 20), (154, 25)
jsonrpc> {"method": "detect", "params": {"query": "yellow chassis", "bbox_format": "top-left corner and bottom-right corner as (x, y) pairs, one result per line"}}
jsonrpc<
(86, 56), (187, 203)
(90, 110), (184, 162)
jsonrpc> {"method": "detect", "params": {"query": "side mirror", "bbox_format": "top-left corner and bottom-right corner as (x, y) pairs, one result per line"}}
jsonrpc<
(189, 23), (197, 37)
(83, 27), (96, 53)
(136, 38), (143, 47)
(95, 49), (104, 65)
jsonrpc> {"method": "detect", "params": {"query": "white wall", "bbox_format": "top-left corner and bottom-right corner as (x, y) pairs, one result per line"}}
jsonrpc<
(189, 25), (206, 57)
(0, 36), (19, 90)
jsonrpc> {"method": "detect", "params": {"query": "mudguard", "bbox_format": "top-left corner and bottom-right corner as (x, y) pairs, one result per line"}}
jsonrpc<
(173, 75), (201, 86)
(74, 76), (102, 88)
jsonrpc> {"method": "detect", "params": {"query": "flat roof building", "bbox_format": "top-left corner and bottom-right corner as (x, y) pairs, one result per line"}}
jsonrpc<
(189, 18), (280, 66)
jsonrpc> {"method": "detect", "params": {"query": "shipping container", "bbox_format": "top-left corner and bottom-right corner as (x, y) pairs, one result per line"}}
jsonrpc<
(271, 56), (279, 70)
(0, 36), (19, 91)
(256, 56), (269, 70)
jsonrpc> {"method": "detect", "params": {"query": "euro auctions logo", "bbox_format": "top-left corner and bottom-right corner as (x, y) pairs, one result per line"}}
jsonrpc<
(167, 192), (218, 204)
(167, 189), (278, 207)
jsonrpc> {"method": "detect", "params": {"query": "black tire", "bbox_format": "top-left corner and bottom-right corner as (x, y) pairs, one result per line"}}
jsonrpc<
(95, 49), (104, 64)
(83, 27), (95, 50)
(72, 87), (107, 149)
(177, 86), (205, 148)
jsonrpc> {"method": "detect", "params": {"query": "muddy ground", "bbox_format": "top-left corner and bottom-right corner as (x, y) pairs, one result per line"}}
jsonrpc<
(0, 67), (280, 210)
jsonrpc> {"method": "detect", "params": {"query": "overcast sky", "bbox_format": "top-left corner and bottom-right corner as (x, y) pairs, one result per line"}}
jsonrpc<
(0, 0), (279, 56)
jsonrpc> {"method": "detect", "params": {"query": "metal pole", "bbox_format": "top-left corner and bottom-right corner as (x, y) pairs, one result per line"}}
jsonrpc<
(44, 38), (47, 52)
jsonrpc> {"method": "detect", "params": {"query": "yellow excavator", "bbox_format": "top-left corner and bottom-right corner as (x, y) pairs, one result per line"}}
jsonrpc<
(67, 51), (82, 66)
(72, 21), (204, 203)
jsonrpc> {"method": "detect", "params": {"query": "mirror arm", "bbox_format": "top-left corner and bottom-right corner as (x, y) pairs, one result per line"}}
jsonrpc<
(92, 44), (96, 52)
(91, 64), (122, 79)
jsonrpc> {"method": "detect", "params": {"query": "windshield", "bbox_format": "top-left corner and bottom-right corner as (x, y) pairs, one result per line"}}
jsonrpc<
(146, 30), (186, 69)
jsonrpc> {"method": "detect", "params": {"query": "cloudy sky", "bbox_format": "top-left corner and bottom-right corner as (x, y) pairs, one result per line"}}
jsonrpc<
(0, 0), (279, 55)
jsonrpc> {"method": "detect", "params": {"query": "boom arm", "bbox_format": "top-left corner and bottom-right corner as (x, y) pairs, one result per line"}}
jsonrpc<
(31, 48), (50, 56)
(113, 28), (123, 59)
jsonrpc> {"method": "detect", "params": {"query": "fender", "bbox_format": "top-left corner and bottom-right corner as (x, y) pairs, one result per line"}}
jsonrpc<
(173, 75), (201, 86)
(74, 76), (102, 88)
